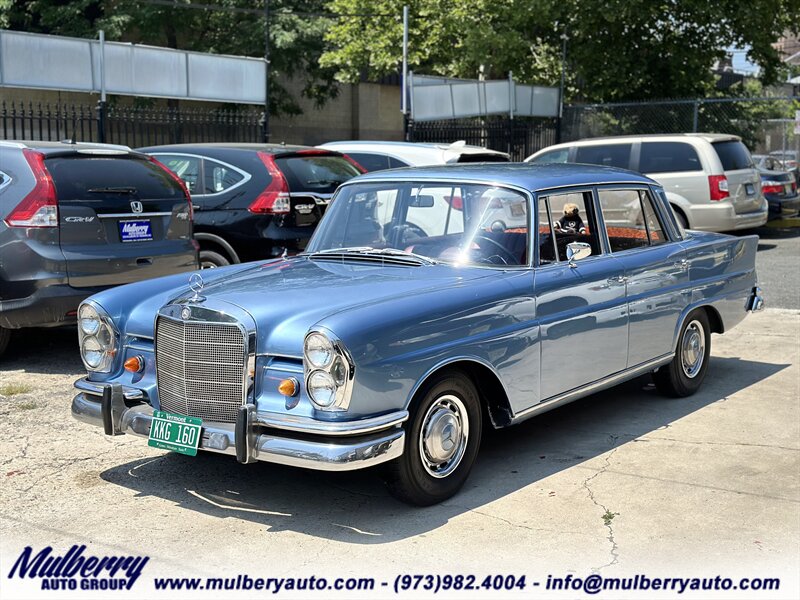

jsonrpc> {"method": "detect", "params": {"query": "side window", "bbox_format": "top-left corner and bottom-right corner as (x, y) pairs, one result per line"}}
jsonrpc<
(537, 198), (557, 265)
(529, 148), (570, 164)
(347, 152), (390, 172)
(639, 142), (702, 173)
(544, 191), (601, 261)
(0, 170), (10, 191)
(406, 186), (465, 236)
(156, 154), (201, 194)
(388, 156), (411, 169)
(203, 159), (245, 194)
(599, 189), (667, 252)
(575, 144), (632, 169)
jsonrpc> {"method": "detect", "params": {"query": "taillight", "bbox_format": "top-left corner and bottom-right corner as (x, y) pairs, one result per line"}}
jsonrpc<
(708, 175), (729, 201)
(760, 180), (784, 195)
(4, 149), (58, 228)
(341, 153), (367, 173)
(249, 151), (290, 214)
(147, 155), (193, 221)
(445, 195), (463, 210)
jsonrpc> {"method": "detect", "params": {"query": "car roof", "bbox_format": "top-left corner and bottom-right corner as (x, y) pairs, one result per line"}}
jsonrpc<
(137, 142), (316, 154)
(0, 140), (133, 154)
(318, 140), (509, 164)
(527, 133), (742, 155)
(344, 162), (655, 192)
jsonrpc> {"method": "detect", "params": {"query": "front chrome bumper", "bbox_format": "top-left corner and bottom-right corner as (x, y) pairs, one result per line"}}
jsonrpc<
(72, 384), (406, 471)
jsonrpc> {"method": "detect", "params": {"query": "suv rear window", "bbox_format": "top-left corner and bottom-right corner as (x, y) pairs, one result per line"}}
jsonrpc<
(575, 144), (632, 169)
(639, 142), (702, 173)
(47, 155), (184, 200)
(275, 154), (362, 194)
(712, 140), (753, 171)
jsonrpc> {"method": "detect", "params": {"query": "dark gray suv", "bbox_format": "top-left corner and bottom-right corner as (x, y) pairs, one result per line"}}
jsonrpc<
(0, 141), (198, 357)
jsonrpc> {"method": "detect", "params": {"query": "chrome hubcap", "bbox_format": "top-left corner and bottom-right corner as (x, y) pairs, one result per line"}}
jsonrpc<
(681, 319), (706, 378)
(419, 394), (469, 478)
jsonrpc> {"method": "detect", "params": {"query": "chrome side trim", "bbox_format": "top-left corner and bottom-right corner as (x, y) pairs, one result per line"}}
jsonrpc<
(71, 393), (405, 472)
(98, 211), (172, 218)
(511, 353), (674, 424)
(255, 410), (409, 436)
(74, 377), (144, 400)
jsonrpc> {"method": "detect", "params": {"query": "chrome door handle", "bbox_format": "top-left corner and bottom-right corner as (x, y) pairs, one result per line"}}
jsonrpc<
(673, 259), (690, 271)
(607, 275), (627, 285)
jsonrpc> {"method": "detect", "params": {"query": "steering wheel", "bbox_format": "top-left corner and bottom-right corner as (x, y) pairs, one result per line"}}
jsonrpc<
(384, 223), (428, 246)
(473, 235), (518, 264)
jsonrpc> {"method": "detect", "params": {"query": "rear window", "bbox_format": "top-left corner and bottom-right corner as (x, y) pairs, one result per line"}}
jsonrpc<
(712, 141), (753, 171)
(639, 142), (702, 173)
(275, 154), (362, 194)
(47, 155), (184, 200)
(575, 144), (632, 169)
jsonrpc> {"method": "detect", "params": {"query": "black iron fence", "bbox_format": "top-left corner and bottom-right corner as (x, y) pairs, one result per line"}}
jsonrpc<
(408, 116), (558, 161)
(562, 96), (800, 154)
(0, 101), (264, 147)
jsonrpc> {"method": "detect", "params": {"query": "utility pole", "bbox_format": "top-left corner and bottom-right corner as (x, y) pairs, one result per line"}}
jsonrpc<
(556, 28), (567, 144)
(97, 30), (107, 143)
(402, 5), (409, 141)
(263, 0), (271, 143)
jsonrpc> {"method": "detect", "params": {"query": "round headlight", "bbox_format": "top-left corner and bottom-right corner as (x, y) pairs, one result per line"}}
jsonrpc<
(305, 332), (334, 368)
(81, 336), (104, 368)
(308, 370), (336, 407)
(78, 304), (101, 336)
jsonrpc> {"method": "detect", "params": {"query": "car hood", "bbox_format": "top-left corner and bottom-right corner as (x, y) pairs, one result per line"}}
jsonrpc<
(151, 257), (496, 356)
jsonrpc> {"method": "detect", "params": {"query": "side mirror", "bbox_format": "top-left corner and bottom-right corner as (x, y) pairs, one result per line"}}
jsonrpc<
(410, 194), (435, 208)
(566, 242), (591, 267)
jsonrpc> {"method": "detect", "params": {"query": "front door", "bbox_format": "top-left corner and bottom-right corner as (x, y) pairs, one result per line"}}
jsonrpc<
(534, 190), (629, 401)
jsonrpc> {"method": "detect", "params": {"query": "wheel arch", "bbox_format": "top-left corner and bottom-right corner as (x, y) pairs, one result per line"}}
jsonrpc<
(406, 357), (514, 429)
(194, 232), (241, 264)
(674, 303), (724, 347)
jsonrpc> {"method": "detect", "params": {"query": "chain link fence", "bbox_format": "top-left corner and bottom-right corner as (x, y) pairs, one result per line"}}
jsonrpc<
(562, 96), (800, 155)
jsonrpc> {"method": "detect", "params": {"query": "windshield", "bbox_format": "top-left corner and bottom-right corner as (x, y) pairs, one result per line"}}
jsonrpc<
(306, 182), (530, 267)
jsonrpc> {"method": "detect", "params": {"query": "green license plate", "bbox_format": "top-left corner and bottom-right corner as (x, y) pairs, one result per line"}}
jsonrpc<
(148, 410), (202, 456)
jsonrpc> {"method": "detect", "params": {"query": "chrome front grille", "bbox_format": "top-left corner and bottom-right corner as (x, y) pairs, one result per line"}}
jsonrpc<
(155, 315), (246, 423)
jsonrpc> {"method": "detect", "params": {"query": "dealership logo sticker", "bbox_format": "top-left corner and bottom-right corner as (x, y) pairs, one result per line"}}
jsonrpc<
(119, 220), (153, 242)
(7, 544), (149, 591)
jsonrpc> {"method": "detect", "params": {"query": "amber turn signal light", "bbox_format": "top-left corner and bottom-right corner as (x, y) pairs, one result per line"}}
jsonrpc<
(124, 356), (144, 373)
(278, 378), (298, 397)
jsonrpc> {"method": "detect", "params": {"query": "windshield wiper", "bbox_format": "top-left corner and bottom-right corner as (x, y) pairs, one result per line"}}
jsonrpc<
(305, 179), (345, 186)
(309, 246), (438, 265)
(87, 186), (138, 194)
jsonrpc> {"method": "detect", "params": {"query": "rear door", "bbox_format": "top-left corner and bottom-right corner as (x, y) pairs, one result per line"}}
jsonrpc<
(47, 151), (196, 288)
(274, 151), (362, 231)
(712, 139), (762, 214)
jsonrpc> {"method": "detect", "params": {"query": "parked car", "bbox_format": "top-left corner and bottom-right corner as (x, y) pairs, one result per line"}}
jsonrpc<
(768, 150), (799, 183)
(525, 134), (768, 232)
(317, 140), (509, 171)
(755, 163), (799, 219)
(0, 140), (197, 358)
(137, 144), (364, 268)
(72, 163), (763, 505)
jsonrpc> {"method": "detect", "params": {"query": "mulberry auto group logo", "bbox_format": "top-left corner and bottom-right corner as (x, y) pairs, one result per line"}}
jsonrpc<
(8, 545), (149, 591)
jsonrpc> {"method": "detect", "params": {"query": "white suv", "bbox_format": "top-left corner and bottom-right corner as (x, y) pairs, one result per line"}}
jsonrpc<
(525, 134), (768, 232)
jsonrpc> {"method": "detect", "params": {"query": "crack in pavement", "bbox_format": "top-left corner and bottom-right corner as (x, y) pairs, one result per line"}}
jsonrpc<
(463, 508), (588, 537)
(634, 437), (799, 452)
(582, 436), (620, 573)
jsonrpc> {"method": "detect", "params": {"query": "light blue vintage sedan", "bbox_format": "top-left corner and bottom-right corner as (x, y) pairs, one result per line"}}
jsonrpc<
(72, 164), (764, 505)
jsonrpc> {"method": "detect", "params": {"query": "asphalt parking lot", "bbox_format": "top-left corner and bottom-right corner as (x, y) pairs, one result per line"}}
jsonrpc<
(1, 231), (798, 599)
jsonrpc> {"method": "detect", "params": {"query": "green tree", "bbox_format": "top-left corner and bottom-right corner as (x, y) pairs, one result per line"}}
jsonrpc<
(321, 0), (800, 102)
(1, 0), (339, 115)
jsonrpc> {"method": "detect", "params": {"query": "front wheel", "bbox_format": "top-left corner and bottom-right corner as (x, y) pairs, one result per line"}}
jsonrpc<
(384, 370), (482, 506)
(199, 250), (230, 269)
(653, 309), (711, 397)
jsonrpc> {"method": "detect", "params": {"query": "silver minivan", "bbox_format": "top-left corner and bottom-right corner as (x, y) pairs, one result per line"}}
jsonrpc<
(525, 134), (768, 232)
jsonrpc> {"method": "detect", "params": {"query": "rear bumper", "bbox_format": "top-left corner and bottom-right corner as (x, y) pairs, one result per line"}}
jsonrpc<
(766, 195), (800, 219)
(747, 286), (765, 312)
(71, 386), (406, 472)
(687, 200), (768, 232)
(0, 284), (99, 329)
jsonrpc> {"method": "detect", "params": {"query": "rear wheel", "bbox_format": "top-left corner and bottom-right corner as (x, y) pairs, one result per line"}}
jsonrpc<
(384, 370), (482, 506)
(0, 327), (10, 358)
(199, 250), (230, 269)
(653, 309), (711, 397)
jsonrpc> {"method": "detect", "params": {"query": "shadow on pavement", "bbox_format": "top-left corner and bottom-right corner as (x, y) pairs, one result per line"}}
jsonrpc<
(100, 354), (788, 544)
(0, 327), (82, 374)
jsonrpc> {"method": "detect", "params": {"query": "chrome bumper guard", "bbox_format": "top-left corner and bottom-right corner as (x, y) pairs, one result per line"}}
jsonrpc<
(72, 382), (406, 471)
(747, 286), (765, 312)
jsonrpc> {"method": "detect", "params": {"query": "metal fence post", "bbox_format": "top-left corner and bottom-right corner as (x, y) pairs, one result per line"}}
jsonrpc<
(96, 100), (106, 143)
(692, 100), (699, 133)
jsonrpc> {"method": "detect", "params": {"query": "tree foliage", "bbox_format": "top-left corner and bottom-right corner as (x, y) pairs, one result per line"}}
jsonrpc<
(1, 0), (339, 115)
(321, 0), (800, 102)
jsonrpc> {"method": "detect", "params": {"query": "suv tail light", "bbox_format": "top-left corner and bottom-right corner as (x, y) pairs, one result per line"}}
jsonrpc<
(250, 151), (291, 214)
(708, 175), (729, 201)
(4, 149), (58, 228)
(147, 156), (193, 221)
